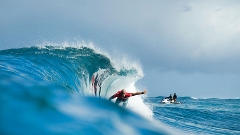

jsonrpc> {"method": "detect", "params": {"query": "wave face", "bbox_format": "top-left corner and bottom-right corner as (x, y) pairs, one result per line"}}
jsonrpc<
(0, 46), (171, 135)
(148, 96), (240, 135)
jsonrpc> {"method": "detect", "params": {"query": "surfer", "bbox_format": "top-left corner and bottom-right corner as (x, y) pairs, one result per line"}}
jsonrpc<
(109, 89), (147, 107)
(173, 93), (177, 102)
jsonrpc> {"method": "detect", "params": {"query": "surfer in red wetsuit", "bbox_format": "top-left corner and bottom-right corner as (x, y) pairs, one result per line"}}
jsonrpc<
(109, 89), (147, 107)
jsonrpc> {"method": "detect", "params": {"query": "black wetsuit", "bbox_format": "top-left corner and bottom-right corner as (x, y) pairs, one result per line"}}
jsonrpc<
(173, 94), (177, 101)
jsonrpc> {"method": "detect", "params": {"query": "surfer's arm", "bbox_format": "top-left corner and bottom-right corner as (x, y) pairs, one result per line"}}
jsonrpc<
(131, 89), (147, 96)
(109, 95), (116, 100)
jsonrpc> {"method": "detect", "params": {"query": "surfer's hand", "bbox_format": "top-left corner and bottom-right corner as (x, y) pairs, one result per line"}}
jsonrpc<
(142, 90), (147, 94)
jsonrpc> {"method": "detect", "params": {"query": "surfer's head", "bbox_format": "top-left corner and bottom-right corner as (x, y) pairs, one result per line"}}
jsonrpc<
(121, 89), (126, 97)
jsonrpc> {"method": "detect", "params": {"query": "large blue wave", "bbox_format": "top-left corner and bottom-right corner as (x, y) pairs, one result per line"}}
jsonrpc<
(0, 45), (173, 134)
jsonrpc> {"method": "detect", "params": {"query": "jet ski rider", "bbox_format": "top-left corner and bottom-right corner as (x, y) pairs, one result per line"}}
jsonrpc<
(165, 94), (172, 100)
(173, 93), (177, 102)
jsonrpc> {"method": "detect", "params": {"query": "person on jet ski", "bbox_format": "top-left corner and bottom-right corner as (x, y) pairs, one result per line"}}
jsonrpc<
(173, 93), (177, 102)
(165, 94), (172, 100)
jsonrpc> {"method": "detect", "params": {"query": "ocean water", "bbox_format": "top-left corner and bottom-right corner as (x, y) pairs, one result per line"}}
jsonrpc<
(147, 97), (240, 135)
(0, 45), (239, 135)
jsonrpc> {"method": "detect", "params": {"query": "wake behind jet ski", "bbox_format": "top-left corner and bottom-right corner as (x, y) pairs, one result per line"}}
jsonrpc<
(160, 98), (181, 104)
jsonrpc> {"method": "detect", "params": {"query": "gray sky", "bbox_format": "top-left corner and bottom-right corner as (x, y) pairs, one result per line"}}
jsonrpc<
(1, 0), (240, 98)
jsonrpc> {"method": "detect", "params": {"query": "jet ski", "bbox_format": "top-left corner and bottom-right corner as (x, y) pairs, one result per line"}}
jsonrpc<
(160, 98), (181, 104)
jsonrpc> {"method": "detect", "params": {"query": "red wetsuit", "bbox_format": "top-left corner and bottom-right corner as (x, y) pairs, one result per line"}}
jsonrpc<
(113, 90), (132, 100)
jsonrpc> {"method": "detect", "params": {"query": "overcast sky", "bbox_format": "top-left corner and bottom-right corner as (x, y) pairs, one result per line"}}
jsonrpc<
(1, 0), (240, 98)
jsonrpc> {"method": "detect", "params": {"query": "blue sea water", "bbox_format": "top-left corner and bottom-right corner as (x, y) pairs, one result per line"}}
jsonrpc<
(147, 97), (240, 135)
(0, 45), (239, 135)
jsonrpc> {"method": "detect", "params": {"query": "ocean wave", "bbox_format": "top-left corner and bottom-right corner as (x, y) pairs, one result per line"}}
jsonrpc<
(0, 45), (169, 134)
